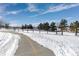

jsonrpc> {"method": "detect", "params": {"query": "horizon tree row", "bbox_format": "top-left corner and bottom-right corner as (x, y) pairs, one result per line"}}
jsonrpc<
(37, 19), (67, 32)
(0, 18), (79, 34)
(21, 24), (33, 30)
(20, 19), (79, 33)
(37, 19), (79, 33)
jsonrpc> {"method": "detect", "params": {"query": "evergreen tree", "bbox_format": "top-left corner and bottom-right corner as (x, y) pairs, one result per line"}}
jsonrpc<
(74, 21), (79, 28)
(70, 21), (79, 32)
(21, 25), (25, 31)
(70, 22), (75, 32)
(5, 23), (9, 29)
(38, 23), (43, 33)
(43, 22), (49, 31)
(43, 22), (49, 34)
(38, 23), (43, 30)
(28, 24), (33, 29)
(50, 22), (56, 31)
(25, 24), (28, 29)
(59, 19), (67, 31)
(59, 19), (67, 35)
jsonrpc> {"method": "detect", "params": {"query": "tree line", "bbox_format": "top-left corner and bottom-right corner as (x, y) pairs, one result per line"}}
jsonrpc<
(21, 24), (33, 29)
(19, 19), (79, 34)
(0, 19), (79, 33)
(37, 19), (79, 32)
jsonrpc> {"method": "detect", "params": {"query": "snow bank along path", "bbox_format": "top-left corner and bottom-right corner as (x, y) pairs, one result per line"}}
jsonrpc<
(21, 31), (79, 56)
(0, 32), (20, 56)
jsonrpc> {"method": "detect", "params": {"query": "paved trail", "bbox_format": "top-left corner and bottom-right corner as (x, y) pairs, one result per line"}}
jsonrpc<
(15, 33), (55, 56)
(1, 31), (55, 56)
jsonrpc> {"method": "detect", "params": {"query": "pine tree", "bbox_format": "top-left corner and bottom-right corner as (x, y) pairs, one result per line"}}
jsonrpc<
(38, 23), (43, 30)
(70, 21), (79, 32)
(43, 22), (49, 34)
(5, 23), (9, 29)
(59, 19), (67, 31)
(70, 22), (75, 32)
(25, 24), (28, 29)
(59, 19), (67, 35)
(21, 25), (25, 31)
(74, 21), (79, 28)
(43, 22), (49, 31)
(28, 24), (33, 29)
(38, 23), (43, 33)
(50, 22), (56, 31)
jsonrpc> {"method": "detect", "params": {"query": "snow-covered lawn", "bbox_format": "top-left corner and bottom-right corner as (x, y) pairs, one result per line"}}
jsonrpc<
(0, 29), (79, 56)
(21, 30), (79, 56)
(0, 32), (20, 56)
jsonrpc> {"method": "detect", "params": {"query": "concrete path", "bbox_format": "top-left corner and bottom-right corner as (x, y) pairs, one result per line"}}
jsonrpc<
(0, 31), (55, 56)
(15, 33), (55, 56)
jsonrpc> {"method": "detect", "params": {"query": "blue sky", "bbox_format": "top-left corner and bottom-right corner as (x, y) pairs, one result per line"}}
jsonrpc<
(0, 3), (79, 26)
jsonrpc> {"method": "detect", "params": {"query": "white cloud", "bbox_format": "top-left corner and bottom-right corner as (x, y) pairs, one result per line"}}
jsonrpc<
(4, 3), (38, 15)
(0, 3), (38, 16)
(41, 3), (79, 15)
(0, 4), (23, 15)
(0, 4), (20, 15)
(27, 3), (38, 12)
(1, 3), (38, 15)
(6, 10), (22, 15)
(7, 11), (18, 15)
(0, 3), (79, 17)
(30, 4), (79, 17)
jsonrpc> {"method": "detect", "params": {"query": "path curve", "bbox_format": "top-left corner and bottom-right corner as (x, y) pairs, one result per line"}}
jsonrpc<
(0, 31), (55, 56)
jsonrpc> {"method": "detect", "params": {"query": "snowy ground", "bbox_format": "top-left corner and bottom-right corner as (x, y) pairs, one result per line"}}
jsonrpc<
(19, 30), (79, 56)
(0, 28), (79, 56)
(0, 32), (20, 56)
